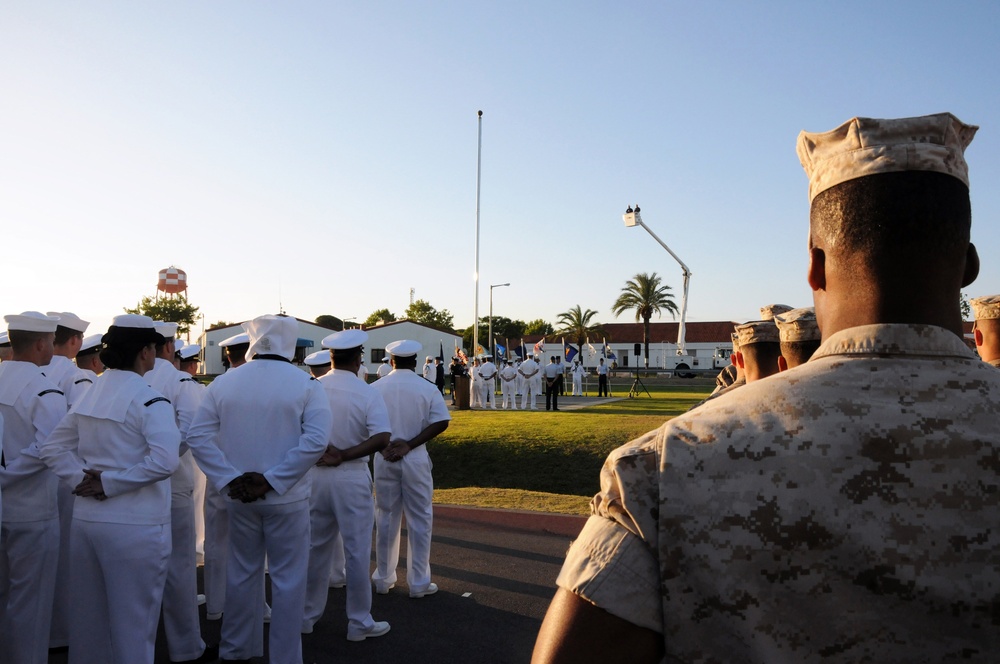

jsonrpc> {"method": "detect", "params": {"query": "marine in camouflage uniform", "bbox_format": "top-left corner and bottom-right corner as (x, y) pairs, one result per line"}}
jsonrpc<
(534, 113), (999, 663)
(971, 294), (1000, 369)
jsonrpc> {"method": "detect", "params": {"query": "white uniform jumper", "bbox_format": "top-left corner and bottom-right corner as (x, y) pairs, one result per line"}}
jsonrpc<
(303, 368), (391, 637)
(187, 357), (331, 664)
(499, 364), (518, 409)
(145, 357), (207, 662)
(41, 369), (179, 664)
(0, 361), (66, 664)
(371, 369), (451, 594)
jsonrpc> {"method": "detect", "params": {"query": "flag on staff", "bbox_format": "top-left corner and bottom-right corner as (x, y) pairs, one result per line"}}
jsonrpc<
(564, 342), (579, 363)
(514, 339), (525, 359)
(534, 337), (545, 355)
(496, 342), (506, 359)
(438, 341), (445, 362)
(586, 337), (597, 360)
(603, 338), (617, 360)
(456, 344), (468, 364)
(476, 344), (485, 357)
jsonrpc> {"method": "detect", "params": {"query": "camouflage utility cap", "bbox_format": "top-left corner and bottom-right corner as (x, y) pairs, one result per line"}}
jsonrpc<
(970, 294), (1000, 321)
(774, 307), (820, 342)
(735, 320), (779, 346)
(759, 304), (793, 321)
(797, 112), (977, 202)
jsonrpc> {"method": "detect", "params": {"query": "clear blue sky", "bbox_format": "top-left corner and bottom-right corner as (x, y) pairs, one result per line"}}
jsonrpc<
(3, 2), (999, 338)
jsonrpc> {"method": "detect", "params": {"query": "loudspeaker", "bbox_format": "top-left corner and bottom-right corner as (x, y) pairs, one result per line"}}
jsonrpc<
(633, 343), (641, 356)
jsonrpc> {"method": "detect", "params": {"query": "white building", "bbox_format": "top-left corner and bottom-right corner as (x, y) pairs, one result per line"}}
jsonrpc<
(198, 317), (462, 376)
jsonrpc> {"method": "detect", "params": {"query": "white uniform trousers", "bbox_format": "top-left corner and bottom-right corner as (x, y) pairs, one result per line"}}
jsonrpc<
(572, 374), (583, 396)
(202, 485), (229, 616)
(50, 481), (74, 648)
(192, 465), (207, 561)
(479, 380), (496, 408)
(162, 489), (206, 661)
(469, 378), (483, 408)
(69, 520), (170, 664)
(372, 450), (434, 593)
(222, 499), (309, 664)
(520, 380), (538, 410)
(0, 518), (59, 664)
(303, 462), (376, 636)
(328, 532), (346, 587)
(501, 382), (517, 409)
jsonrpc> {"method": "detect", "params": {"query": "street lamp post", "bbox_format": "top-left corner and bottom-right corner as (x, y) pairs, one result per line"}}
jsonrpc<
(489, 282), (510, 358)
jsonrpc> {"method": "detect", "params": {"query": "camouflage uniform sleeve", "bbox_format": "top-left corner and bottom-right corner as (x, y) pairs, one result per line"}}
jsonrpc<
(556, 427), (664, 634)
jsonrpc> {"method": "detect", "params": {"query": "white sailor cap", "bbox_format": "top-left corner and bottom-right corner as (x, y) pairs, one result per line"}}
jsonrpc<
(154, 321), (179, 339)
(381, 356), (389, 362)
(322, 328), (368, 351)
(174, 339), (186, 353)
(178, 344), (201, 361)
(426, 355), (434, 361)
(385, 339), (421, 357)
(77, 333), (103, 356)
(103, 314), (161, 345)
(47, 311), (90, 333)
(303, 350), (332, 367)
(244, 314), (298, 361)
(219, 332), (250, 347)
(5, 311), (61, 333)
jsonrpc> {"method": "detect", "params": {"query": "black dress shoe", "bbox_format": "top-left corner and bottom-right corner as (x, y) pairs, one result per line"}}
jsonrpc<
(173, 644), (220, 663)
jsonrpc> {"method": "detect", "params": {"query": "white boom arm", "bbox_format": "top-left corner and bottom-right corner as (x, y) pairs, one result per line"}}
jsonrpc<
(622, 208), (691, 355)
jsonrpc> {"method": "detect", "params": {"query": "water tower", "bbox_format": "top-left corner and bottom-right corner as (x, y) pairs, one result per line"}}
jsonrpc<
(157, 266), (188, 299)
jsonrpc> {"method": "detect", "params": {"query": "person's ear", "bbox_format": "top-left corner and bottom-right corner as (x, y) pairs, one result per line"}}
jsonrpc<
(735, 351), (745, 369)
(974, 327), (984, 348)
(962, 243), (980, 288)
(777, 355), (788, 372)
(808, 246), (826, 292)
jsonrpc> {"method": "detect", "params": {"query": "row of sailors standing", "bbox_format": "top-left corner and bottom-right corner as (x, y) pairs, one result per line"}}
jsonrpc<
(0, 312), (452, 664)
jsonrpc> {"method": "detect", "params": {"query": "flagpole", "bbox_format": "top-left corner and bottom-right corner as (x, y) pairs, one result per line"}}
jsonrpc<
(473, 110), (483, 360)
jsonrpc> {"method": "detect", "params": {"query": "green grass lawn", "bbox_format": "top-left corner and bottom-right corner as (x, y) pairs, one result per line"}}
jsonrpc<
(431, 380), (714, 512)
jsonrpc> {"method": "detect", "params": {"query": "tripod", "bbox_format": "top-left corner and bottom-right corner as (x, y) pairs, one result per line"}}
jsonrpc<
(628, 369), (651, 399)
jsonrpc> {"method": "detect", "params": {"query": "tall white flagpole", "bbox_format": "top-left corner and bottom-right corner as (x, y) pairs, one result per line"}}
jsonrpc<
(473, 110), (483, 357)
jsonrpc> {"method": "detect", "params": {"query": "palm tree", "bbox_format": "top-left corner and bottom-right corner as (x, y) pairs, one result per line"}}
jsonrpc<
(611, 272), (678, 368)
(555, 305), (605, 362)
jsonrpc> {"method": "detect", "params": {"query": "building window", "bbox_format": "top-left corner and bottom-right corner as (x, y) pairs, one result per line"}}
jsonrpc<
(372, 349), (386, 364)
(622, 354), (628, 367)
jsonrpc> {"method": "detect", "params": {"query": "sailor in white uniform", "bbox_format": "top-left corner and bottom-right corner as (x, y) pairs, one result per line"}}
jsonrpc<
(0, 311), (67, 664)
(186, 315), (332, 664)
(518, 355), (540, 410)
(201, 332), (248, 620)
(40, 311), (93, 650)
(479, 356), (498, 409)
(146, 321), (213, 663)
(375, 356), (392, 379)
(40, 314), (180, 664)
(74, 333), (105, 380)
(499, 360), (518, 409)
(303, 329), (392, 641)
(371, 339), (451, 597)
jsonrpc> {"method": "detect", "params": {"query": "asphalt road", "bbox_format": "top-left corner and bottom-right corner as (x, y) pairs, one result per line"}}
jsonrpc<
(49, 506), (586, 664)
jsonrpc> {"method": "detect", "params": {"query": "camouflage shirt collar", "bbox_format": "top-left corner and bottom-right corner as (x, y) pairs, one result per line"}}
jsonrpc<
(812, 324), (975, 361)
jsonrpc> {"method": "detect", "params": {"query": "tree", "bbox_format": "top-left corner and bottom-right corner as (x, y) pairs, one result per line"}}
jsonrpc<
(124, 295), (200, 335)
(315, 314), (344, 331)
(364, 309), (397, 327)
(404, 299), (454, 330)
(524, 319), (554, 336)
(556, 305), (605, 360)
(961, 292), (972, 321)
(611, 272), (678, 368)
(210, 320), (234, 329)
